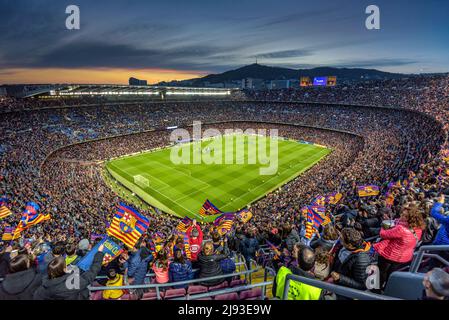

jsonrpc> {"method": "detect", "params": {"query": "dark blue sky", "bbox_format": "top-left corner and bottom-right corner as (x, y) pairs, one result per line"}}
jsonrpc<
(0, 0), (448, 83)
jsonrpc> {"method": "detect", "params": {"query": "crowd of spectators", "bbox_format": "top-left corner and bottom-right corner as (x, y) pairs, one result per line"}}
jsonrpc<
(0, 75), (448, 300)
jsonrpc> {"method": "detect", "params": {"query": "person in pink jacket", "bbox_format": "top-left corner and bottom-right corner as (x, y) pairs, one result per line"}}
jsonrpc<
(374, 204), (425, 287)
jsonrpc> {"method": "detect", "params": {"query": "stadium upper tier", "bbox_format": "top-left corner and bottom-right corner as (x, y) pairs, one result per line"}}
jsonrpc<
(2, 84), (237, 99)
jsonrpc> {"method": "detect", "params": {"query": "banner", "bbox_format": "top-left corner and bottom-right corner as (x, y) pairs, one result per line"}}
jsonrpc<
(77, 236), (123, 271)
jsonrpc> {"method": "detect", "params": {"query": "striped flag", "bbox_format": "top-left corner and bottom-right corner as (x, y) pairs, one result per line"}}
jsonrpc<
(199, 199), (222, 217)
(183, 233), (192, 259)
(0, 197), (12, 220)
(16, 202), (50, 232)
(214, 213), (235, 235)
(176, 216), (193, 234)
(107, 203), (150, 249)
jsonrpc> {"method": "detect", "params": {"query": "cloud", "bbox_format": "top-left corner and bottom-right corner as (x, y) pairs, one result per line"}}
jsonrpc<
(333, 58), (420, 69)
(252, 49), (313, 59)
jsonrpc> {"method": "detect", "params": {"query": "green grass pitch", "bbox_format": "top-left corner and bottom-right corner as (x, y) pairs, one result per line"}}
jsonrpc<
(105, 134), (331, 221)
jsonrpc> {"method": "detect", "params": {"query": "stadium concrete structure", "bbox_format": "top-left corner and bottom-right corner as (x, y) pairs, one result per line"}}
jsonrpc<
(11, 84), (236, 99)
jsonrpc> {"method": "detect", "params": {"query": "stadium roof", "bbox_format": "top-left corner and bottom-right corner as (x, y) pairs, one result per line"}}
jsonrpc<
(18, 84), (237, 98)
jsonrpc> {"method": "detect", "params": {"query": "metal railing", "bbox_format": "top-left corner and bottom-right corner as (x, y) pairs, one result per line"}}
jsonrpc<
(94, 261), (247, 281)
(282, 274), (401, 300)
(89, 267), (260, 300)
(171, 282), (272, 300)
(409, 245), (449, 273)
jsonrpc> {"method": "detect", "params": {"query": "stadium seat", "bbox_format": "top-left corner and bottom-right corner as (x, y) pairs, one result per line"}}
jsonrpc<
(214, 292), (239, 300)
(90, 291), (104, 300)
(164, 288), (187, 299)
(239, 288), (263, 300)
(119, 293), (138, 300)
(187, 285), (208, 295)
(383, 272), (425, 300)
(208, 281), (228, 292)
(142, 290), (165, 300)
(230, 279), (246, 287)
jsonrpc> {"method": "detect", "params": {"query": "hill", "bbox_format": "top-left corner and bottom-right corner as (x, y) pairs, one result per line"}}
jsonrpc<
(159, 63), (406, 86)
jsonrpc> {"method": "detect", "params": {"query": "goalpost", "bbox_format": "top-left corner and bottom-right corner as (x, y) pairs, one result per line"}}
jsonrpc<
(134, 175), (150, 188)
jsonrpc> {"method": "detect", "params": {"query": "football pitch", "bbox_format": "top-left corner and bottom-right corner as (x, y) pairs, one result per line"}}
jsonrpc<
(105, 134), (331, 221)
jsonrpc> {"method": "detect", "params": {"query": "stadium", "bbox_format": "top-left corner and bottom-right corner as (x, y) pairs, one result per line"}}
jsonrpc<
(1, 0), (449, 307)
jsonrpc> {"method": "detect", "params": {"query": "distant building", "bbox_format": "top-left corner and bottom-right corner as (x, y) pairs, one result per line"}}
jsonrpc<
(269, 80), (288, 90)
(129, 77), (148, 86)
(0, 86), (7, 96)
(242, 78), (265, 90)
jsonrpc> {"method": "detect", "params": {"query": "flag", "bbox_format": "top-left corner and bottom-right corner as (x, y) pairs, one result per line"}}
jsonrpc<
(77, 236), (123, 271)
(325, 192), (342, 205)
(107, 203), (150, 248)
(0, 197), (12, 220)
(16, 202), (50, 231)
(311, 195), (326, 206)
(1, 226), (15, 241)
(321, 215), (332, 227)
(308, 207), (324, 230)
(304, 221), (315, 240)
(176, 216), (193, 234)
(214, 213), (235, 235)
(357, 185), (380, 197)
(183, 233), (191, 259)
(266, 240), (281, 259)
(199, 199), (222, 217)
(309, 205), (326, 217)
(236, 209), (253, 224)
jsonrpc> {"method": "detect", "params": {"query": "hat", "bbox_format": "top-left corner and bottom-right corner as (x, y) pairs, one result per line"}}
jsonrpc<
(78, 239), (90, 251)
(429, 268), (449, 297)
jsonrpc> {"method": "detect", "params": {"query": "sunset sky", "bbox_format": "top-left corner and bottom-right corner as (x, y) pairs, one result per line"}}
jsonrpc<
(1, 0), (448, 84)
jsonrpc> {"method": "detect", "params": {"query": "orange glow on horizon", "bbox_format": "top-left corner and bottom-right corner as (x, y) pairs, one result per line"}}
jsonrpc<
(0, 68), (208, 85)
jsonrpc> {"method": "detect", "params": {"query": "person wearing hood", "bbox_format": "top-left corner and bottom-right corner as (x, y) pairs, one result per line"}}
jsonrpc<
(330, 228), (371, 290)
(0, 254), (42, 300)
(33, 244), (105, 300)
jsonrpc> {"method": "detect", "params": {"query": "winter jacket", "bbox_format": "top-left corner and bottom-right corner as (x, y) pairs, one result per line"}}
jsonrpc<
(186, 225), (203, 261)
(197, 253), (226, 286)
(127, 249), (153, 285)
(373, 220), (422, 263)
(33, 251), (104, 300)
(152, 261), (170, 284)
(239, 236), (259, 261)
(333, 242), (371, 290)
(285, 229), (300, 252)
(169, 261), (194, 288)
(430, 202), (449, 245)
(0, 268), (42, 300)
